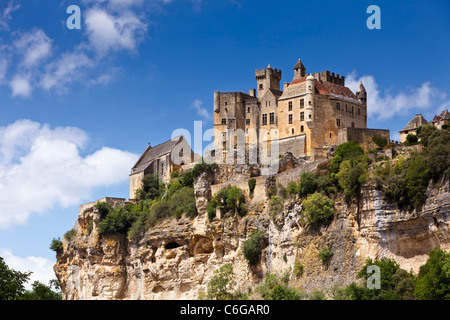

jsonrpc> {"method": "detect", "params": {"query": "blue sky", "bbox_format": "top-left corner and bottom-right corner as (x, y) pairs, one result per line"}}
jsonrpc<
(0, 0), (449, 287)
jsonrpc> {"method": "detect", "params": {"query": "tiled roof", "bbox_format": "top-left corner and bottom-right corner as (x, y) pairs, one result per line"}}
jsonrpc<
(131, 136), (183, 173)
(281, 77), (359, 102)
(400, 114), (428, 132)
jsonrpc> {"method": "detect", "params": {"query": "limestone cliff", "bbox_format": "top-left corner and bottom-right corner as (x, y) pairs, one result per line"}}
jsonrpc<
(53, 165), (450, 300)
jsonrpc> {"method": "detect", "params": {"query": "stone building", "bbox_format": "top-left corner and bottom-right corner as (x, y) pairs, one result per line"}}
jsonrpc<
(129, 135), (194, 199)
(213, 59), (368, 160)
(399, 114), (428, 143)
(431, 109), (450, 129)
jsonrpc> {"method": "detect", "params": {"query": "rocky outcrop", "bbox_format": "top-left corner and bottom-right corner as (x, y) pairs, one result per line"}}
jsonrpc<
(54, 169), (450, 300)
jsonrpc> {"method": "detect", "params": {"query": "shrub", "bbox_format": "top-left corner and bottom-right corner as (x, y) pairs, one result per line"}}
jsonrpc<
(141, 174), (165, 200)
(50, 238), (63, 253)
(406, 133), (418, 144)
(64, 229), (77, 242)
(299, 171), (317, 196)
(256, 273), (305, 300)
(269, 195), (283, 219)
(417, 124), (437, 146)
(319, 246), (333, 263)
(170, 170), (179, 179)
(206, 264), (236, 300)
(192, 161), (217, 178)
(287, 181), (300, 196)
(243, 230), (265, 265)
(86, 220), (93, 235)
(128, 187), (197, 241)
(336, 159), (368, 200)
(300, 193), (335, 229)
(330, 141), (364, 175)
(95, 201), (110, 219)
(372, 135), (388, 148)
(97, 206), (133, 236)
(210, 185), (246, 218)
(181, 170), (194, 187)
(293, 261), (304, 278)
(426, 129), (450, 180)
(207, 199), (218, 221)
(248, 178), (256, 196)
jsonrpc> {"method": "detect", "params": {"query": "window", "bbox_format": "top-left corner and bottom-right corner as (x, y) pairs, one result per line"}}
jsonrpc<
(309, 114), (312, 119)
(300, 112), (304, 122)
(301, 125), (304, 132)
(330, 133), (332, 138)
(225, 101), (228, 106)
(225, 108), (228, 113)
(246, 119), (250, 125)
(262, 114), (267, 125)
(336, 102), (341, 110)
(289, 114), (293, 124)
(357, 108), (361, 115)
(351, 106), (354, 114)
(259, 84), (263, 89)
(269, 112), (275, 124)
(308, 101), (312, 105)
(247, 107), (250, 113)
(288, 101), (293, 111)
(345, 104), (348, 112)
(300, 99), (304, 108)
(222, 118), (226, 125)
(292, 128), (295, 135)
(351, 122), (355, 128)
(179, 148), (184, 157)
(336, 119), (341, 127)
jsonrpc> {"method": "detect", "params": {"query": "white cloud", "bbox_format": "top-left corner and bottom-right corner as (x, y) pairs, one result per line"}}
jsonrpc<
(85, 7), (147, 57)
(0, 119), (139, 229)
(191, 99), (211, 119)
(0, 248), (55, 290)
(10, 74), (32, 97)
(0, 0), (20, 30)
(40, 52), (94, 92)
(14, 29), (53, 68)
(346, 71), (446, 121)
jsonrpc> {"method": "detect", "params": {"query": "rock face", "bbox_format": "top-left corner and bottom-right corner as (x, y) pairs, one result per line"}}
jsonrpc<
(54, 169), (450, 300)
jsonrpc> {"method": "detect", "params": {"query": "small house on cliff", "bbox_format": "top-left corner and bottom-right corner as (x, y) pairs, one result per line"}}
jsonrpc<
(129, 135), (195, 199)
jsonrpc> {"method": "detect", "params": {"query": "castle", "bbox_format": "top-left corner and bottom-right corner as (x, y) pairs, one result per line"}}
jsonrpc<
(212, 59), (372, 161)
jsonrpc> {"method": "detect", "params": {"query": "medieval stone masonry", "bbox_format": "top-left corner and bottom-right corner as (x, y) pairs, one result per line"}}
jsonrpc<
(213, 59), (370, 161)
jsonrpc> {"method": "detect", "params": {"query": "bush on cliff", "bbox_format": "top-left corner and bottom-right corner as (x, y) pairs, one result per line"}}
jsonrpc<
(243, 230), (265, 266)
(207, 185), (247, 220)
(300, 193), (335, 229)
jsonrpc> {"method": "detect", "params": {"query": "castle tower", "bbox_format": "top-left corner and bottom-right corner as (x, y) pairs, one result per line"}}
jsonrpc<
(305, 74), (315, 128)
(293, 59), (306, 80)
(255, 64), (282, 99)
(356, 81), (367, 103)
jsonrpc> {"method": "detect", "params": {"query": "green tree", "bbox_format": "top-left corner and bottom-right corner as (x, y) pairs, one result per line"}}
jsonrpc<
(405, 133), (418, 145)
(299, 171), (317, 196)
(415, 248), (450, 300)
(300, 192), (335, 229)
(20, 280), (62, 300)
(0, 256), (31, 300)
(139, 173), (164, 201)
(344, 257), (416, 300)
(426, 129), (450, 180)
(243, 230), (265, 265)
(417, 124), (437, 147)
(330, 141), (364, 175)
(206, 264), (236, 300)
(49, 238), (63, 253)
(336, 159), (368, 200)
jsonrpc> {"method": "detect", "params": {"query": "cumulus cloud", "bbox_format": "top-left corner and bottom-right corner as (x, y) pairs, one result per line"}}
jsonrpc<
(85, 7), (147, 57)
(0, 119), (139, 229)
(346, 71), (446, 121)
(191, 99), (211, 120)
(0, 248), (55, 290)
